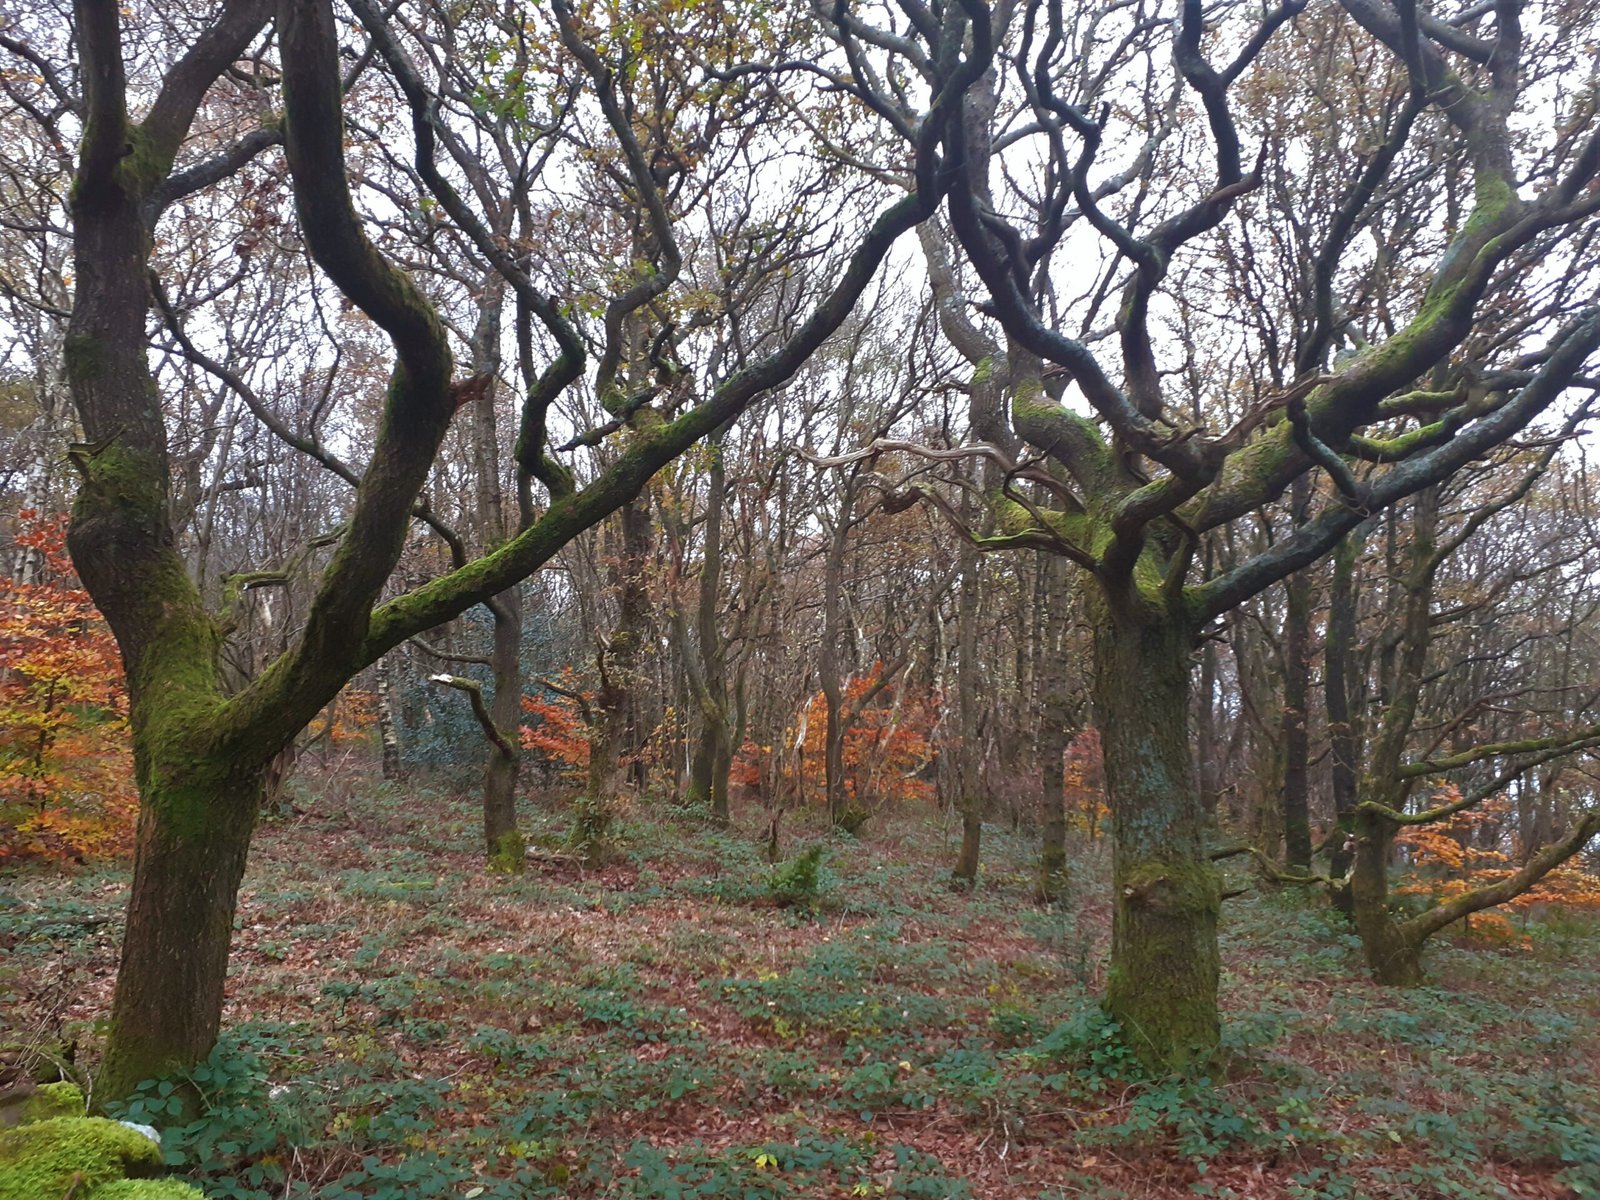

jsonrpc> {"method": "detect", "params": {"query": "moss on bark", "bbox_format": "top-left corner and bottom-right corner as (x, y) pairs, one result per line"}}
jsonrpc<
(1092, 588), (1221, 1072)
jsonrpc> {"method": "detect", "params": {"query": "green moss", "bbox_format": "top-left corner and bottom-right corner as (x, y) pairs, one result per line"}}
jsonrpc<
(116, 126), (177, 196)
(91, 1180), (206, 1199)
(17, 1081), (84, 1123)
(0, 1117), (162, 1200)
(567, 793), (615, 866)
(488, 830), (526, 874)
(1107, 860), (1222, 1072)
(74, 443), (172, 533)
(1037, 851), (1069, 904)
(63, 334), (107, 383)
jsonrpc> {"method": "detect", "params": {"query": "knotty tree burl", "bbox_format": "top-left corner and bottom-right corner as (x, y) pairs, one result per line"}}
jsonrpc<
(52, 0), (989, 1100)
(820, 0), (1600, 1068)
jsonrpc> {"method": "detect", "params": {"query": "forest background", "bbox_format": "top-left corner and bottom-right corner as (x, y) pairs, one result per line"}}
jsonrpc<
(4, 0), (1600, 1194)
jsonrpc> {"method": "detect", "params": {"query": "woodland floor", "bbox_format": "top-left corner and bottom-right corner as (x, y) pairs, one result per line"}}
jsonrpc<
(3, 768), (1599, 1200)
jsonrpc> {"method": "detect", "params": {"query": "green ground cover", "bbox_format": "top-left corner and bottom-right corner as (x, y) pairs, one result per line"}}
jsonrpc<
(3, 775), (1597, 1199)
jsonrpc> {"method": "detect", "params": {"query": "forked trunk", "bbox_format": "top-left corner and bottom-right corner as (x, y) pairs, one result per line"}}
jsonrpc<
(1093, 600), (1220, 1071)
(688, 709), (734, 827)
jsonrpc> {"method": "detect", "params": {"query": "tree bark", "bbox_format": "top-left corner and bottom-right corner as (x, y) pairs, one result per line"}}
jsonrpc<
(951, 505), (983, 886)
(1037, 555), (1072, 901)
(1281, 480), (1313, 871)
(820, 514), (855, 829)
(482, 593), (523, 867)
(98, 757), (264, 1101)
(1349, 807), (1424, 985)
(1325, 527), (1363, 911)
(685, 429), (735, 827)
(1092, 590), (1221, 1071)
(376, 659), (403, 780)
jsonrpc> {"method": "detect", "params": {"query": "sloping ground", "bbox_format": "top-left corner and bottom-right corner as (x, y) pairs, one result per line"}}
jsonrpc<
(3, 771), (1597, 1199)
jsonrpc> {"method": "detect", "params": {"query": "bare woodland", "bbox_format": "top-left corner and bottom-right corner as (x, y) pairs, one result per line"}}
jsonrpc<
(3, 0), (1600, 1129)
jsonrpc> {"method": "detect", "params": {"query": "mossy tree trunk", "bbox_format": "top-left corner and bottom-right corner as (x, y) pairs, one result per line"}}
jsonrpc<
(97, 759), (264, 1099)
(1091, 588), (1221, 1071)
(467, 278), (524, 867)
(64, 0), (277, 1102)
(684, 428), (736, 828)
(481, 597), (523, 866)
(1348, 806), (1423, 985)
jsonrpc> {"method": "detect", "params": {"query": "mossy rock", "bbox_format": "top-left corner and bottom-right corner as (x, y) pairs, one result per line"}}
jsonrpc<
(0, 1116), (161, 1200)
(19, 1081), (85, 1124)
(92, 1180), (206, 1199)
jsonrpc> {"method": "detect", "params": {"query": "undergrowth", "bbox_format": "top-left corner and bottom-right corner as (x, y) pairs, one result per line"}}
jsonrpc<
(4, 774), (1598, 1198)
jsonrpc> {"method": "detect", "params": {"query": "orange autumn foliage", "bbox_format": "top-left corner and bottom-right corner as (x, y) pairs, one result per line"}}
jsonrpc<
(1397, 790), (1600, 944)
(736, 666), (937, 814)
(0, 512), (136, 864)
(1064, 728), (1109, 837)
(328, 688), (379, 746)
(520, 677), (591, 781)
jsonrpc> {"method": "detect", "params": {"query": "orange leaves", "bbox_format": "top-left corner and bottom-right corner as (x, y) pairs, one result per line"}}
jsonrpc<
(520, 679), (591, 779)
(0, 512), (136, 865)
(733, 665), (938, 814)
(1396, 791), (1600, 944)
(1064, 728), (1109, 836)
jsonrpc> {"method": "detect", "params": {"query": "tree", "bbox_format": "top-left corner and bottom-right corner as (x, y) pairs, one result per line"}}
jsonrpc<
(1341, 456), (1600, 983)
(36, 0), (959, 1100)
(820, 0), (1600, 1068)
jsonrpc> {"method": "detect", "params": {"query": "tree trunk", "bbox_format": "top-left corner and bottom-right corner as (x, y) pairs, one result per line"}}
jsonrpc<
(468, 277), (524, 868)
(1325, 528), (1363, 912)
(376, 660), (402, 780)
(951, 524), (982, 887)
(1281, 475), (1314, 871)
(575, 497), (651, 860)
(820, 517), (854, 829)
(98, 756), (264, 1101)
(1195, 544), (1220, 821)
(1349, 807), (1424, 985)
(1092, 592), (1221, 1071)
(64, 0), (275, 1103)
(685, 431), (735, 828)
(483, 589), (524, 869)
(1037, 555), (1071, 901)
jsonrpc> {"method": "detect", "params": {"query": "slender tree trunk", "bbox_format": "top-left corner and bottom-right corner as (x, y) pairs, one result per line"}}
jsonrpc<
(1092, 591), (1220, 1071)
(482, 590), (523, 867)
(1325, 528), (1363, 911)
(1281, 580), (1313, 870)
(1281, 476), (1313, 871)
(465, 276), (524, 867)
(820, 516), (853, 828)
(951, 519), (982, 886)
(686, 431), (735, 827)
(1195, 545), (1220, 821)
(376, 659), (402, 780)
(1037, 555), (1071, 901)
